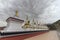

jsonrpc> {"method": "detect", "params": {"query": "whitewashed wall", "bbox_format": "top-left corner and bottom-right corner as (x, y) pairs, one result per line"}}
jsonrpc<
(0, 0), (60, 24)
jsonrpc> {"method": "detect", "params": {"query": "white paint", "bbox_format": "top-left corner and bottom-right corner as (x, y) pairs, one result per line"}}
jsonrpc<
(0, 21), (7, 27)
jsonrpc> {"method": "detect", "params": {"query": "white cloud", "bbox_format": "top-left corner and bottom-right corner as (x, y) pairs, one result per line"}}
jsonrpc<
(0, 0), (60, 24)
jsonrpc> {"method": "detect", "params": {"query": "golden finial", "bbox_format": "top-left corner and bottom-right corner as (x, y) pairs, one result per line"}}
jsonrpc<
(22, 15), (31, 28)
(15, 10), (19, 17)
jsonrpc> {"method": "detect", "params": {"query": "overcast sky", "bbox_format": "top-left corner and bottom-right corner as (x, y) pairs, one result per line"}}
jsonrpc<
(0, 0), (60, 24)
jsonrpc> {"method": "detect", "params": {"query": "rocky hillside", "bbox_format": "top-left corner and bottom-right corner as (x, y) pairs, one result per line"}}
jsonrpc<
(47, 20), (60, 30)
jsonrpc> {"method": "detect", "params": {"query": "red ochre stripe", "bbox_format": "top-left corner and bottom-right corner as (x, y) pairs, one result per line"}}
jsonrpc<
(0, 32), (48, 40)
